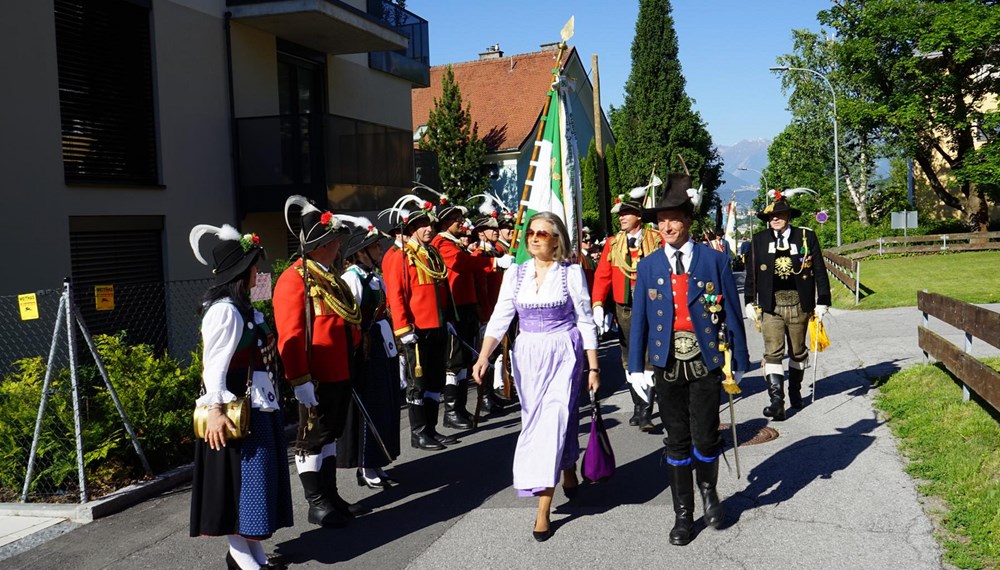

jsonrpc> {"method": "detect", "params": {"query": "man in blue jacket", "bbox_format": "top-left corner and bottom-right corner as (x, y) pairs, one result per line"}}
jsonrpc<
(628, 173), (750, 546)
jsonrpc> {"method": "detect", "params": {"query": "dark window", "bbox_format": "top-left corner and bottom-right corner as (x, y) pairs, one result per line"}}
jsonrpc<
(69, 216), (167, 353)
(55, 0), (159, 185)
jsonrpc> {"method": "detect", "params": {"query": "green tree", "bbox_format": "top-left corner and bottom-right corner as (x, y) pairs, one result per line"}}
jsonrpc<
(611, 0), (722, 220)
(774, 29), (878, 226)
(820, 0), (1000, 230)
(419, 65), (490, 200)
(605, 142), (623, 234)
(580, 138), (604, 235)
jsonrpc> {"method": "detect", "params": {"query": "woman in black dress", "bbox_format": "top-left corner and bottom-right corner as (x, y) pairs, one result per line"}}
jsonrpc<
(189, 224), (293, 570)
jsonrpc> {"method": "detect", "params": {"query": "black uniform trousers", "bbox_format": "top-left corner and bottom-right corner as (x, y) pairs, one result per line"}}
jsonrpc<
(296, 381), (352, 454)
(654, 363), (724, 462)
(401, 327), (447, 403)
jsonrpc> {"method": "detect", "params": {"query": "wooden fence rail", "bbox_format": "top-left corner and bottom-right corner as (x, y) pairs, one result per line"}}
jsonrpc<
(823, 250), (860, 304)
(917, 290), (1000, 415)
(830, 231), (1000, 260)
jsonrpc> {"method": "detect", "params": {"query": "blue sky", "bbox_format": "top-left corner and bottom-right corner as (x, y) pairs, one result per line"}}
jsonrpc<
(405, 0), (833, 147)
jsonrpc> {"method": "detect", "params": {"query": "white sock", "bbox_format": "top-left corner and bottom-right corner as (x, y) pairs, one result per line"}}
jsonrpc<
(246, 539), (267, 566)
(227, 535), (259, 570)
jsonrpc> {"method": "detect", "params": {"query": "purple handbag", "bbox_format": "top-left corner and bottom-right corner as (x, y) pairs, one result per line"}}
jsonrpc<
(581, 396), (615, 483)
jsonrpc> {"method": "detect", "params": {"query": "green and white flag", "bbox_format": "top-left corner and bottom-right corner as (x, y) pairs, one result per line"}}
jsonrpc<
(512, 76), (583, 264)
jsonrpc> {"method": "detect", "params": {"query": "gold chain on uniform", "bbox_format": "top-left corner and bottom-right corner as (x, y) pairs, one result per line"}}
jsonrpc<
(609, 233), (641, 280)
(299, 260), (363, 325)
(405, 242), (448, 281)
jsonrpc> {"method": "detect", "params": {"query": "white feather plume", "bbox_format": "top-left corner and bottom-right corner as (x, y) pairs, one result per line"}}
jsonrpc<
(629, 186), (647, 200)
(412, 181), (447, 202)
(334, 215), (374, 231)
(284, 195), (319, 234)
(783, 187), (819, 198)
(188, 224), (220, 265)
(687, 184), (704, 209)
(766, 189), (778, 200)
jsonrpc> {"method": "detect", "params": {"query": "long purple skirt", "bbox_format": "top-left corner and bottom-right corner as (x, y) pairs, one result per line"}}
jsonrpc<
(511, 327), (584, 496)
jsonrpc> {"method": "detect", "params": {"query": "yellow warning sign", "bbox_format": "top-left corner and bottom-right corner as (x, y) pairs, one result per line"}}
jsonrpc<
(95, 285), (115, 311)
(18, 293), (39, 321)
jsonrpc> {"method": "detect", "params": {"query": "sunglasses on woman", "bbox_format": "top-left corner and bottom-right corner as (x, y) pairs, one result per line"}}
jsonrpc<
(526, 229), (556, 239)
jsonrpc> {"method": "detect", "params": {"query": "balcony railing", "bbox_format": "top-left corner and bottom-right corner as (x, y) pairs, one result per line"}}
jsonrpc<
(366, 0), (430, 86)
(235, 113), (414, 213)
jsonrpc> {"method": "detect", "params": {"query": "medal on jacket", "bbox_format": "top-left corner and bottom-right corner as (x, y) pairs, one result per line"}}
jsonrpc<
(703, 292), (723, 324)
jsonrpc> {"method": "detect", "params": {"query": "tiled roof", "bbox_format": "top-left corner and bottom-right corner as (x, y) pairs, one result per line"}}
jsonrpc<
(411, 47), (575, 153)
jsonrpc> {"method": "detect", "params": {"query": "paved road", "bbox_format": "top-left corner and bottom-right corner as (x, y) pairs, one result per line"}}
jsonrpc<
(4, 304), (998, 569)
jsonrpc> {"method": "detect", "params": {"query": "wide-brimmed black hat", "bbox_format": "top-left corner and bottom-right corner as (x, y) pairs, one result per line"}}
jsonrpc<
(344, 226), (385, 259)
(190, 224), (266, 285)
(641, 173), (702, 223)
(284, 195), (352, 254)
(474, 213), (500, 230)
(757, 189), (807, 220)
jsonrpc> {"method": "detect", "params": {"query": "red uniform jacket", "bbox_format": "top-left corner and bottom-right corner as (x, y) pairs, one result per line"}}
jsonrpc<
(472, 243), (504, 322)
(383, 239), (452, 336)
(273, 258), (361, 385)
(432, 233), (493, 307)
(592, 228), (663, 307)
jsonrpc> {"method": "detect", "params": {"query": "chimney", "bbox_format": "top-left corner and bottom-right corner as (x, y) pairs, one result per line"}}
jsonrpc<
(479, 43), (503, 60)
(539, 42), (560, 52)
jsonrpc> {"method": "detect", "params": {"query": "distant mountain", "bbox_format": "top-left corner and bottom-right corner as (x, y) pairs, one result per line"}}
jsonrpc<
(716, 138), (770, 207)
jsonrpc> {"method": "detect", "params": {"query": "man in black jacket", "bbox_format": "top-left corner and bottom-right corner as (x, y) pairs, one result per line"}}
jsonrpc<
(744, 193), (831, 420)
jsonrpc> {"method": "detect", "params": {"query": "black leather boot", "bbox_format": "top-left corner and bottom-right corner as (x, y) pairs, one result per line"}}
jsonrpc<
(628, 384), (642, 426)
(299, 471), (349, 527)
(322, 461), (370, 518)
(424, 399), (459, 445)
(667, 462), (695, 546)
(409, 404), (445, 450)
(455, 379), (475, 423)
(443, 385), (472, 429)
(762, 374), (786, 421)
(694, 458), (723, 529)
(788, 366), (805, 408)
(638, 388), (655, 432)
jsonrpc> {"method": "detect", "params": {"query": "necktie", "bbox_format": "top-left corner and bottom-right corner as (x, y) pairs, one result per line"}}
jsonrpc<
(674, 251), (684, 274)
(628, 236), (637, 249)
(776, 231), (785, 249)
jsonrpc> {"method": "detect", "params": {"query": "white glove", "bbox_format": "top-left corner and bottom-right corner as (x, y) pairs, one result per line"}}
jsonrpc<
(495, 255), (514, 269)
(745, 302), (759, 323)
(734, 371), (744, 385)
(399, 332), (417, 345)
(593, 305), (608, 335)
(814, 304), (828, 322)
(293, 382), (319, 408)
(628, 371), (655, 402)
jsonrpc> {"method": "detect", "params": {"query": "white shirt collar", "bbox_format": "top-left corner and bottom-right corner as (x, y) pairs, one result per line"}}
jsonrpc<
(663, 239), (694, 273)
(774, 227), (791, 240)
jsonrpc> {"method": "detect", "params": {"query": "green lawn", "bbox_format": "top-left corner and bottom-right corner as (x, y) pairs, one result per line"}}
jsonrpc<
(874, 359), (1000, 569)
(829, 251), (1000, 309)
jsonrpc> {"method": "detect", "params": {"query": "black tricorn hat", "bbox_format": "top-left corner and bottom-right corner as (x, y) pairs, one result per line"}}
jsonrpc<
(285, 195), (351, 254)
(190, 224), (266, 285)
(474, 214), (500, 230)
(641, 173), (702, 223)
(757, 189), (812, 221)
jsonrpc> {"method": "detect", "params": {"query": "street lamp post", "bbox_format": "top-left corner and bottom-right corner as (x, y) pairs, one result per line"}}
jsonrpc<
(770, 65), (841, 247)
(737, 166), (769, 195)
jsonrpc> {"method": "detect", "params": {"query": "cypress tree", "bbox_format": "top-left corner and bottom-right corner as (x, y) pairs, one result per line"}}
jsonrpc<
(580, 138), (604, 235)
(419, 65), (490, 199)
(612, 0), (722, 219)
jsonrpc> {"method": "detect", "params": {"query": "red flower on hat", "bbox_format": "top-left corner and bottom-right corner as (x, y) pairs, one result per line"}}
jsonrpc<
(490, 211), (498, 218)
(320, 211), (333, 227)
(774, 190), (783, 201)
(614, 196), (622, 204)
(423, 201), (433, 210)
(239, 233), (260, 252)
(439, 196), (448, 205)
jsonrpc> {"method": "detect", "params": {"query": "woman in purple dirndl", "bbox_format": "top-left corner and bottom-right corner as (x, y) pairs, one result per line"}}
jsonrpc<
(473, 212), (600, 542)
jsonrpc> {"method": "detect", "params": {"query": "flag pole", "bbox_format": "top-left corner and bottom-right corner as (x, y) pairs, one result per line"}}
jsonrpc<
(510, 18), (574, 258)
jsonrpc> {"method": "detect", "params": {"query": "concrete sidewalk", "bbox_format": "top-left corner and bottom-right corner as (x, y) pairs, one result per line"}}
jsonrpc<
(3, 304), (996, 569)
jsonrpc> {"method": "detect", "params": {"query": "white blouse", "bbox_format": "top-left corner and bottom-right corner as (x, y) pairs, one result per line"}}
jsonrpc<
(484, 259), (598, 350)
(196, 300), (262, 406)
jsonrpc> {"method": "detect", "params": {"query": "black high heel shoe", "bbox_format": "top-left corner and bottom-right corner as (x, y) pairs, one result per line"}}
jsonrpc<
(356, 470), (388, 489)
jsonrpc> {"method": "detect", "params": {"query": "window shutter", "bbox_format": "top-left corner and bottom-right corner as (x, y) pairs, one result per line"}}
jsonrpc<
(55, 0), (159, 185)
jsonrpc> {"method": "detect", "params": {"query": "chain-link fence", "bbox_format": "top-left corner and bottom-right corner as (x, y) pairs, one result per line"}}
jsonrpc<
(0, 278), (211, 503)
